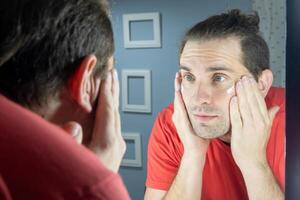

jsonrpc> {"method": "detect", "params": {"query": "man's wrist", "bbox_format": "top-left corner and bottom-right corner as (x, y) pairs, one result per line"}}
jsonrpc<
(182, 150), (206, 167)
(238, 157), (270, 175)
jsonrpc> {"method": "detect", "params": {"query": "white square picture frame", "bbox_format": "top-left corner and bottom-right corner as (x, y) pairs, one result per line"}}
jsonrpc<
(123, 12), (161, 48)
(122, 69), (151, 113)
(121, 133), (142, 167)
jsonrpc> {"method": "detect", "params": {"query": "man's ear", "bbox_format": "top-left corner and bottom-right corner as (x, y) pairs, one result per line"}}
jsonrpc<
(257, 69), (273, 98)
(68, 55), (100, 112)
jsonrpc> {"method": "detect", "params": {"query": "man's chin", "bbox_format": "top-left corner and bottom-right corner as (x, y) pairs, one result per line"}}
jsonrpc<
(193, 125), (230, 140)
(195, 132), (225, 139)
(190, 118), (230, 139)
(195, 131), (231, 142)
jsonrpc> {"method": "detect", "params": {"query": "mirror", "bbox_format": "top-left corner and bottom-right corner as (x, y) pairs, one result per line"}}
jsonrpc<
(110, 0), (287, 199)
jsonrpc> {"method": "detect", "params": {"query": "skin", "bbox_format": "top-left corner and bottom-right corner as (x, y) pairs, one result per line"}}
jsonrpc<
(230, 76), (283, 200)
(145, 37), (283, 199)
(35, 55), (125, 173)
(179, 38), (250, 140)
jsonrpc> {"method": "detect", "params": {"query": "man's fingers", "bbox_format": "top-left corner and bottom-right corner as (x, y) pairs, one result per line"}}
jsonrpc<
(241, 76), (263, 120)
(174, 72), (180, 92)
(112, 69), (120, 109)
(112, 69), (121, 139)
(91, 71), (115, 143)
(173, 73), (180, 114)
(250, 78), (269, 119)
(236, 79), (252, 123)
(229, 96), (242, 135)
(174, 72), (186, 114)
(99, 71), (113, 106)
(173, 72), (192, 127)
(114, 107), (121, 136)
(98, 71), (115, 111)
(62, 121), (83, 144)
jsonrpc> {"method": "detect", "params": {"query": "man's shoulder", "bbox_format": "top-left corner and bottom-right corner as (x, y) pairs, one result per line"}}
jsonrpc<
(64, 173), (130, 200)
(155, 103), (176, 131)
(158, 103), (174, 119)
(152, 103), (181, 142)
(0, 95), (130, 200)
(265, 87), (285, 136)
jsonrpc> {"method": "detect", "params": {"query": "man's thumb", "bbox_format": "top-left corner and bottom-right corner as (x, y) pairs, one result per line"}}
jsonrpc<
(269, 106), (280, 123)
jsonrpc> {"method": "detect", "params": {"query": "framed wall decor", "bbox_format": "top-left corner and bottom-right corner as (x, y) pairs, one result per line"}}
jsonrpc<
(121, 133), (142, 167)
(122, 69), (151, 113)
(123, 12), (161, 48)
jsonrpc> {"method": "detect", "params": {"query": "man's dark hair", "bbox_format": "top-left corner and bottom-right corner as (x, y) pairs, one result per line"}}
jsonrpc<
(180, 9), (269, 80)
(0, 0), (114, 107)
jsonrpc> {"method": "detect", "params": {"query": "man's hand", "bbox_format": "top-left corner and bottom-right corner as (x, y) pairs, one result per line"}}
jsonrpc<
(230, 76), (279, 167)
(172, 72), (209, 157)
(157, 73), (209, 200)
(62, 69), (125, 173)
(88, 69), (126, 173)
(229, 76), (283, 200)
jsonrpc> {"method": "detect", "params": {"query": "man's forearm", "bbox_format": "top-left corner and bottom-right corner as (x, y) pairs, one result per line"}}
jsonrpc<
(163, 152), (205, 200)
(240, 161), (284, 200)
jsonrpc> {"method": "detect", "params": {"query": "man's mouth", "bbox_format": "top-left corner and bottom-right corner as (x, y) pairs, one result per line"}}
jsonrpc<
(192, 113), (218, 122)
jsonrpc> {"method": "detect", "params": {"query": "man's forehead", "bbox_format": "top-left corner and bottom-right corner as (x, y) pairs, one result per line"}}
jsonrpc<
(179, 38), (247, 72)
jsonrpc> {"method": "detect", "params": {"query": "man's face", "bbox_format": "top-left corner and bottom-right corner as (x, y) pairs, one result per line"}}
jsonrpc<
(179, 37), (252, 139)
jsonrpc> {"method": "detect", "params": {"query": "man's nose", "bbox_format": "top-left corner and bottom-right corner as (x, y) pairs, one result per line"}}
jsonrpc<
(192, 83), (212, 105)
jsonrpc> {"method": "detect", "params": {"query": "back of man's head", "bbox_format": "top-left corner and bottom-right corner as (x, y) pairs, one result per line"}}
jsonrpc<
(180, 9), (270, 80)
(0, 0), (114, 108)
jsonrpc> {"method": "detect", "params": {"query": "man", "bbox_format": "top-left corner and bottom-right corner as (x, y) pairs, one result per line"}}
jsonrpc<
(0, 0), (129, 199)
(145, 10), (285, 199)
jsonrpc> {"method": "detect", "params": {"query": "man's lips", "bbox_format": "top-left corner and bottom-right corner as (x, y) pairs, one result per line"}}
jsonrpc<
(192, 114), (218, 122)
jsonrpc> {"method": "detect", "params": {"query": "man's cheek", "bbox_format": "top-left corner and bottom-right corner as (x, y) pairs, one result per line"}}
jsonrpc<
(226, 85), (235, 96)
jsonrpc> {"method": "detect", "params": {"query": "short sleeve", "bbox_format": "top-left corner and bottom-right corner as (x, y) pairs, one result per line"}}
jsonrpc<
(265, 87), (285, 191)
(267, 110), (285, 191)
(65, 173), (130, 200)
(145, 105), (183, 190)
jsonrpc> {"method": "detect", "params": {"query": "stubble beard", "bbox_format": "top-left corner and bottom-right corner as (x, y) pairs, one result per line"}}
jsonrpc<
(187, 105), (230, 139)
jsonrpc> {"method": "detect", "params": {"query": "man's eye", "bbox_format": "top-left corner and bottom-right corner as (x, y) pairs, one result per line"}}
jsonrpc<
(183, 74), (195, 82)
(213, 75), (226, 82)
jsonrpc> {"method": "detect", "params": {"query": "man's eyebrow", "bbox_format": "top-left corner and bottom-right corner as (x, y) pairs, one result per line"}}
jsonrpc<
(206, 66), (234, 73)
(179, 66), (191, 71)
(180, 65), (234, 73)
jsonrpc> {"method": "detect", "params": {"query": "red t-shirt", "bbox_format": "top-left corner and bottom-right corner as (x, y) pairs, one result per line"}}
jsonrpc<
(146, 87), (285, 199)
(0, 95), (130, 200)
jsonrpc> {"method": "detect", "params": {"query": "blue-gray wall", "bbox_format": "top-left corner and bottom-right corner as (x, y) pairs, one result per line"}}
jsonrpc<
(110, 1), (252, 199)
